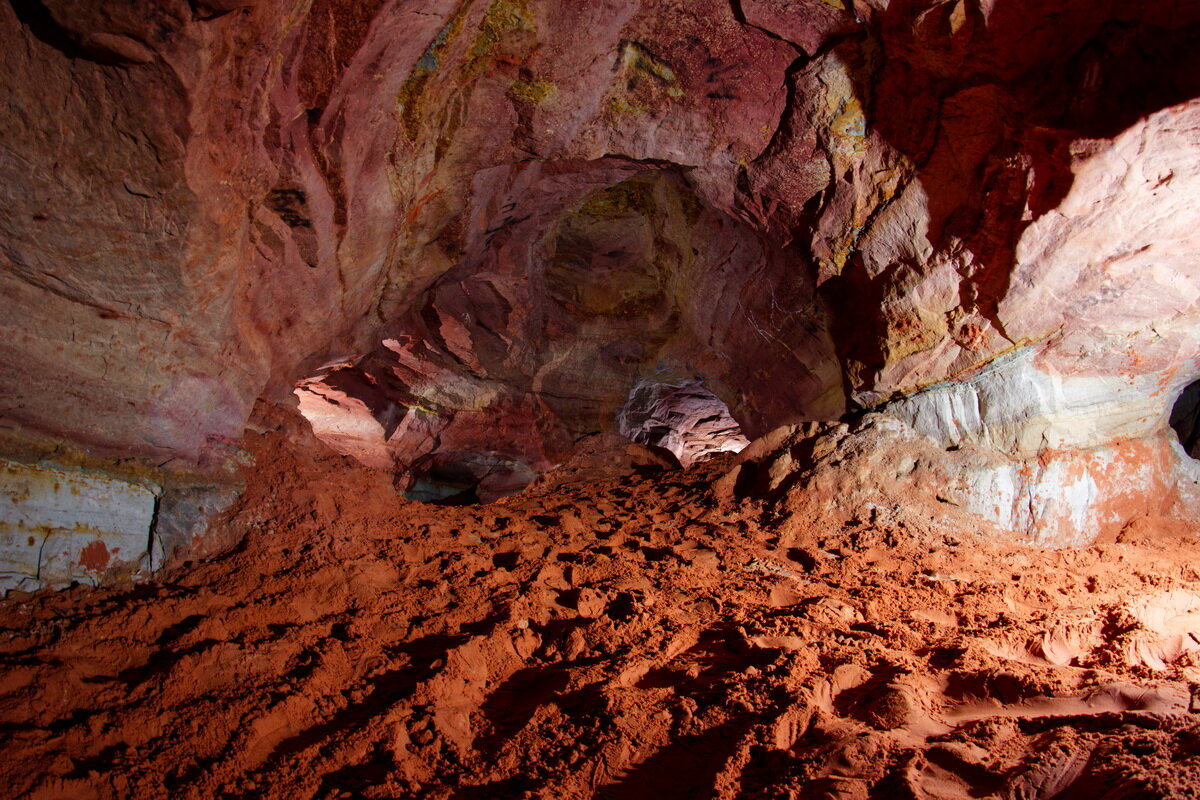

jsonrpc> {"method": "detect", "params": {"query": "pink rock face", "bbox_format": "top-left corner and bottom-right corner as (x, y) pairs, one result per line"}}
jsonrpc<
(2, 0), (1200, 537)
(618, 379), (749, 467)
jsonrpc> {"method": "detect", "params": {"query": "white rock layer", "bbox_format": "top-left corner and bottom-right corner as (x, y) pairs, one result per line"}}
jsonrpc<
(0, 460), (158, 593)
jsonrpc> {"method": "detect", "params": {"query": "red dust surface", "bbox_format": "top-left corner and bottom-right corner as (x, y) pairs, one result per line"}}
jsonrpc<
(3, 407), (1200, 799)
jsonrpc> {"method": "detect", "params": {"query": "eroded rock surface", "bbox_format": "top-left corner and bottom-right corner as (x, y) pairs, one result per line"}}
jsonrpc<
(4, 0), (1200, 548)
(618, 377), (749, 467)
(724, 415), (1200, 548)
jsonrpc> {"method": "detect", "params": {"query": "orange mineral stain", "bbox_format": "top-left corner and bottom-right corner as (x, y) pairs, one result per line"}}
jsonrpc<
(78, 540), (110, 571)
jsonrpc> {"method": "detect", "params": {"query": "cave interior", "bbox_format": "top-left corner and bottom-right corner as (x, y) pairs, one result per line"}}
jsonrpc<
(5, 0), (1200, 797)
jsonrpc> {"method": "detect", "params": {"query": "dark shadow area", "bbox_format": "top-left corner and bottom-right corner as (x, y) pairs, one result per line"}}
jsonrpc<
(7, 0), (166, 65)
(861, 1), (1200, 244)
(1170, 378), (1200, 459)
(8, 0), (91, 60)
(315, 741), (395, 799)
(402, 450), (536, 505)
(450, 777), (533, 800)
(596, 716), (756, 800)
(473, 665), (572, 755)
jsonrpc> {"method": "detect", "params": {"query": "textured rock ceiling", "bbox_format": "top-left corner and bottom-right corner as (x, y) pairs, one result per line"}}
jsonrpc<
(4, 0), (1200, 563)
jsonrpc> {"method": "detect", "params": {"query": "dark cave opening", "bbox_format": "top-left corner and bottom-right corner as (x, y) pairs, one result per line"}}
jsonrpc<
(400, 450), (536, 506)
(1170, 378), (1200, 459)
